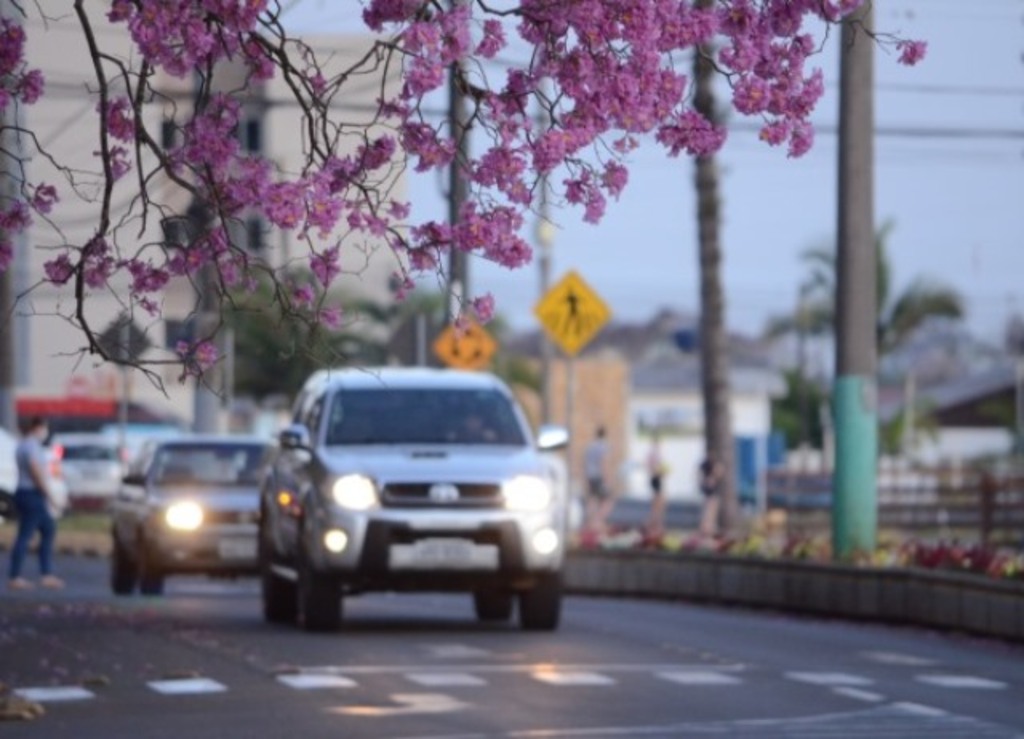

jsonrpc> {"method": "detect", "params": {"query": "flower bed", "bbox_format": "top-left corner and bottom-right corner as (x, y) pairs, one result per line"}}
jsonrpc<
(565, 528), (1024, 643)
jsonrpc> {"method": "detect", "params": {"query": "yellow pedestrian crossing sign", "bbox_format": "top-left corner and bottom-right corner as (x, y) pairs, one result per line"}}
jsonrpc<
(433, 319), (497, 370)
(534, 270), (611, 356)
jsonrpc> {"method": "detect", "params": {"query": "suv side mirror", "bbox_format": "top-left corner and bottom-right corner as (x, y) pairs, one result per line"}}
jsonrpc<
(122, 473), (145, 486)
(537, 424), (569, 451)
(279, 424), (311, 451)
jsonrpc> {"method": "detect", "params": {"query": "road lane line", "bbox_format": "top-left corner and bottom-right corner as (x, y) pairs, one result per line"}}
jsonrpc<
(832, 687), (885, 702)
(147, 677), (227, 695)
(406, 672), (488, 687)
(331, 693), (469, 717)
(13, 686), (95, 702)
(531, 670), (616, 686)
(915, 675), (1008, 689)
(785, 671), (874, 686)
(277, 674), (358, 690)
(861, 651), (937, 666)
(657, 671), (742, 685)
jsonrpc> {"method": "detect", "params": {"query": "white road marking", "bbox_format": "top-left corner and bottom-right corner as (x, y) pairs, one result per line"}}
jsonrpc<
(332, 693), (469, 717)
(14, 686), (95, 702)
(785, 672), (874, 686)
(424, 644), (492, 659)
(296, 662), (745, 675)
(406, 672), (487, 687)
(892, 702), (949, 717)
(861, 650), (937, 666)
(277, 674), (358, 690)
(147, 677), (227, 695)
(657, 671), (742, 686)
(832, 687), (885, 702)
(531, 670), (616, 686)
(916, 675), (1008, 689)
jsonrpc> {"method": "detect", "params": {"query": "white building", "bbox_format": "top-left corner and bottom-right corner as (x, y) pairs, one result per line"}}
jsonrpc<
(622, 355), (786, 505)
(14, 6), (403, 430)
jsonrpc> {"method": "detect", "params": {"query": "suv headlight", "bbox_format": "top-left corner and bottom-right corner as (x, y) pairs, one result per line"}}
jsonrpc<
(165, 500), (204, 531)
(331, 474), (378, 510)
(502, 475), (553, 511)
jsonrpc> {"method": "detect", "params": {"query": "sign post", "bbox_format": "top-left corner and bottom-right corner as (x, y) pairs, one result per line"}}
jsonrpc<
(534, 270), (612, 532)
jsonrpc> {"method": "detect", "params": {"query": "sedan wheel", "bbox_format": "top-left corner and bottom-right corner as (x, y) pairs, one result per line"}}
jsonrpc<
(260, 530), (297, 624)
(137, 537), (165, 596)
(110, 534), (137, 596)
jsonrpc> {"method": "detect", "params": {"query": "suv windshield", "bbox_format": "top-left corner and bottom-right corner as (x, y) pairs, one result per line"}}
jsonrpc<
(325, 388), (527, 446)
(151, 444), (269, 486)
(62, 444), (118, 461)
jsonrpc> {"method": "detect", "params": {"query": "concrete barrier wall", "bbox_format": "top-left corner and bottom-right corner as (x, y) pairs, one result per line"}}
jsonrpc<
(564, 550), (1024, 643)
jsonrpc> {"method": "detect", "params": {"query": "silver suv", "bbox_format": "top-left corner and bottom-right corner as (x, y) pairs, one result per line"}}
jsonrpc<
(258, 367), (569, 632)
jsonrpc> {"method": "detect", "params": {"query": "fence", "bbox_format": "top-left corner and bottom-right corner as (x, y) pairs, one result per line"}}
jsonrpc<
(765, 467), (1024, 547)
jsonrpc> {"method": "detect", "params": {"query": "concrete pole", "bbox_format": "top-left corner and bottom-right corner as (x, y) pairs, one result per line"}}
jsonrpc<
(536, 74), (555, 424)
(832, 3), (878, 559)
(0, 73), (17, 432)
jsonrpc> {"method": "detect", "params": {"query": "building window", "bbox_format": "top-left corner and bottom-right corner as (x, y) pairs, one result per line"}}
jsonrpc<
(244, 117), (262, 153)
(160, 119), (177, 150)
(162, 216), (188, 246)
(246, 216), (265, 252)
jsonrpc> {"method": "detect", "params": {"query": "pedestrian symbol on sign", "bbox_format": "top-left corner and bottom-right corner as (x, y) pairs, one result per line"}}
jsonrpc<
(534, 271), (611, 356)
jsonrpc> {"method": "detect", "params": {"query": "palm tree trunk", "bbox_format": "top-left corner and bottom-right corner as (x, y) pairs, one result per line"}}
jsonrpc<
(692, 15), (737, 534)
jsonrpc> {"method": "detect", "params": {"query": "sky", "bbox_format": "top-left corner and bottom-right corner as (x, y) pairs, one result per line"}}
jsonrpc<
(283, 1), (1024, 346)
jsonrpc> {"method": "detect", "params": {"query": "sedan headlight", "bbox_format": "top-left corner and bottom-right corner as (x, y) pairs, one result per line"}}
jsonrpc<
(502, 475), (553, 511)
(165, 500), (204, 531)
(331, 474), (378, 510)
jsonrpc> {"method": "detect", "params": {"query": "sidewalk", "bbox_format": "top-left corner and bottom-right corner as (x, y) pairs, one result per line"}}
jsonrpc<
(0, 521), (112, 559)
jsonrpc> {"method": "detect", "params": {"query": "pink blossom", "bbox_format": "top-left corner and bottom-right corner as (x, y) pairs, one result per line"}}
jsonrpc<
(17, 69), (44, 104)
(318, 305), (343, 330)
(310, 246), (341, 288)
(101, 97), (135, 141)
(897, 40), (927, 66)
(31, 184), (58, 214)
(471, 293), (495, 324)
(44, 254), (75, 285)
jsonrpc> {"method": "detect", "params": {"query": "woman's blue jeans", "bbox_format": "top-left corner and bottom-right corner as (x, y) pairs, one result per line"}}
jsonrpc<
(7, 488), (56, 579)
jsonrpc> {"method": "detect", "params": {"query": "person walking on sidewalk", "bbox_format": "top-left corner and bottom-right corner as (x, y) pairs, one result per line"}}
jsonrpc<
(644, 433), (669, 538)
(7, 417), (64, 590)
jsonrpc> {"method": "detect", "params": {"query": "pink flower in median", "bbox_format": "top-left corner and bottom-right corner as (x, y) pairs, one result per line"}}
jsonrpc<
(897, 40), (927, 66)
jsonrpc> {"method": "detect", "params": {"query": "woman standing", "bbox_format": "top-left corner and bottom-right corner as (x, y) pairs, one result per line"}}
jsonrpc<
(7, 417), (64, 590)
(644, 433), (668, 537)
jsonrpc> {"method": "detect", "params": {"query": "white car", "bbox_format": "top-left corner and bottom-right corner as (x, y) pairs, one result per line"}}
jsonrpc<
(52, 433), (125, 509)
(0, 427), (17, 520)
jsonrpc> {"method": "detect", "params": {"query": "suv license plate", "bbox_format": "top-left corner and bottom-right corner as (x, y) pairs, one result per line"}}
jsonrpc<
(218, 539), (257, 560)
(389, 539), (499, 570)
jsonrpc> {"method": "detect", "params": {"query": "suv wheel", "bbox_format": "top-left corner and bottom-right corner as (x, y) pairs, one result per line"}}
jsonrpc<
(297, 549), (341, 632)
(110, 533), (138, 596)
(474, 590), (514, 622)
(260, 527), (297, 624)
(518, 572), (562, 631)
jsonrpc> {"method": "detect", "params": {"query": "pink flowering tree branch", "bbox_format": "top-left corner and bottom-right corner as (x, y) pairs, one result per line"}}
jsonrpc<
(0, 0), (925, 380)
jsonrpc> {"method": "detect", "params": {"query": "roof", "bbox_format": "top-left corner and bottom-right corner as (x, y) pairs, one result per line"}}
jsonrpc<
(879, 361), (1020, 423)
(631, 355), (787, 397)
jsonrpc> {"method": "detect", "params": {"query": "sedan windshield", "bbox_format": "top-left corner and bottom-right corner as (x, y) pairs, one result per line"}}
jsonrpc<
(325, 389), (527, 446)
(151, 444), (270, 486)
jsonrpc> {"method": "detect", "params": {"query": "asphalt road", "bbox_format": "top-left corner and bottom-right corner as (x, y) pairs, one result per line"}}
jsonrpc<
(2, 554), (1023, 739)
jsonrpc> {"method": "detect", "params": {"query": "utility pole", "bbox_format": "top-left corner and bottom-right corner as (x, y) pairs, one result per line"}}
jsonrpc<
(832, 3), (878, 559)
(536, 75), (555, 424)
(189, 198), (220, 433)
(445, 0), (470, 324)
(0, 63), (18, 432)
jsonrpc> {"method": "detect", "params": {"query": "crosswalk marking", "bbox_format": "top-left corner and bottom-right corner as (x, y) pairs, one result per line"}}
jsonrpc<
(147, 677), (227, 695)
(406, 672), (487, 687)
(658, 671), (742, 686)
(423, 644), (492, 659)
(785, 672), (874, 686)
(277, 674), (358, 690)
(833, 687), (886, 703)
(14, 686), (95, 702)
(532, 670), (616, 686)
(915, 675), (1008, 690)
(862, 651), (937, 667)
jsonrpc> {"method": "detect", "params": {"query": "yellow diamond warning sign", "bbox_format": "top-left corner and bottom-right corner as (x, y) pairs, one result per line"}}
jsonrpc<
(433, 320), (497, 370)
(534, 270), (611, 356)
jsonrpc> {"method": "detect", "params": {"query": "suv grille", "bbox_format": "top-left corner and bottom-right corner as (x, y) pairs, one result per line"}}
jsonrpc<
(382, 482), (503, 508)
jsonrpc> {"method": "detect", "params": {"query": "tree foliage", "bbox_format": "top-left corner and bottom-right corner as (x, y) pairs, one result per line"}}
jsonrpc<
(1, 1), (925, 377)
